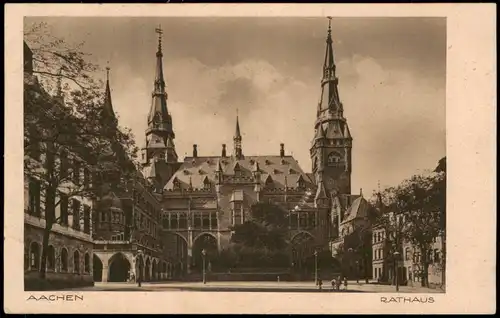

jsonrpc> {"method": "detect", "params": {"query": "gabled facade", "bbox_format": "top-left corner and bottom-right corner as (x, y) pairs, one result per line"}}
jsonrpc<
(136, 21), (371, 278)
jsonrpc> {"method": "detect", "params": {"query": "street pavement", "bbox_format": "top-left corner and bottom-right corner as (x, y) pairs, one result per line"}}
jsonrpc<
(66, 281), (444, 293)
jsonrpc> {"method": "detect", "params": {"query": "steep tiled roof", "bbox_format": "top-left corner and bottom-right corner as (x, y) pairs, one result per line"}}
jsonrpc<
(341, 196), (371, 224)
(164, 155), (314, 191)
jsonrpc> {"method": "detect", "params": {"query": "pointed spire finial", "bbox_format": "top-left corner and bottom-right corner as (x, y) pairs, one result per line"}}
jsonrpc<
(360, 188), (363, 197)
(155, 24), (163, 53)
(106, 63), (110, 82)
(327, 16), (332, 31)
(377, 180), (381, 192)
(235, 110), (241, 138)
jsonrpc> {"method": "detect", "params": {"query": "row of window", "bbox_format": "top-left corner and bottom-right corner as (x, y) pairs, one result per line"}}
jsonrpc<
(162, 213), (218, 230)
(171, 176), (306, 190)
(26, 242), (90, 274)
(135, 212), (159, 238)
(26, 140), (92, 188)
(159, 209), (317, 230)
(373, 247), (442, 264)
(133, 191), (161, 220)
(27, 178), (91, 234)
(99, 210), (125, 225)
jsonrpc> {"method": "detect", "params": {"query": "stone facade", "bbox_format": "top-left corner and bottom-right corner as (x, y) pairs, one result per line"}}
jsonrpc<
(137, 22), (367, 277)
(371, 222), (444, 287)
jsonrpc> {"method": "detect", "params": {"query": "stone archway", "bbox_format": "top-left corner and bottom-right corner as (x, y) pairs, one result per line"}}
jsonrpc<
(163, 232), (189, 276)
(192, 233), (218, 273)
(108, 253), (131, 282)
(290, 231), (316, 272)
(93, 254), (103, 282)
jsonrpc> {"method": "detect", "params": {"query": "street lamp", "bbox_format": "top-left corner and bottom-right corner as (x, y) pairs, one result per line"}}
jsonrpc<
(393, 251), (400, 292)
(314, 250), (319, 285)
(348, 248), (354, 280)
(201, 249), (207, 284)
(137, 249), (143, 287)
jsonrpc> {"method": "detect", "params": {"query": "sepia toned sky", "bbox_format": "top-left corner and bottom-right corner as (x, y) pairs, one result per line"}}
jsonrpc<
(25, 17), (446, 197)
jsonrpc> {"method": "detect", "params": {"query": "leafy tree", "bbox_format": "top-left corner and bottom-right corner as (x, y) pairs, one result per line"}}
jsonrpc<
(375, 168), (445, 287)
(24, 23), (137, 281)
(230, 202), (288, 250)
(223, 203), (289, 268)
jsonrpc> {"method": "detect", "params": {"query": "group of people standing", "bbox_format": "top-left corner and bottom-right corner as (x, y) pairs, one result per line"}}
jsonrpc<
(317, 276), (348, 291)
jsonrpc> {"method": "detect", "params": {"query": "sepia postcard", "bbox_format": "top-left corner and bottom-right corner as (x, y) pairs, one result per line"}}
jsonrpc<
(4, 3), (496, 315)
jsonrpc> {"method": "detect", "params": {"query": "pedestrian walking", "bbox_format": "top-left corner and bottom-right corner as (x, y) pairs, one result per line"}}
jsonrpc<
(318, 278), (323, 290)
(336, 275), (341, 291)
(331, 278), (336, 291)
(343, 277), (348, 291)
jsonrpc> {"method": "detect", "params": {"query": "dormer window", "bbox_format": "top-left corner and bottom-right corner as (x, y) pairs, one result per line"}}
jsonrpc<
(173, 178), (181, 190)
(183, 170), (190, 175)
(249, 159), (255, 165)
(297, 176), (305, 189)
(198, 169), (204, 175)
(265, 175), (273, 187)
(203, 177), (211, 190)
(265, 160), (271, 165)
(289, 168), (296, 174)
(280, 159), (287, 165)
(234, 163), (242, 178)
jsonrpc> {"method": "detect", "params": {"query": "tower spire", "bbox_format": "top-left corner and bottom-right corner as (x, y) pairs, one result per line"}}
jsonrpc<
(233, 110), (243, 159)
(103, 64), (116, 119)
(146, 24), (173, 131)
(318, 17), (342, 115)
(143, 25), (176, 167)
(310, 18), (353, 197)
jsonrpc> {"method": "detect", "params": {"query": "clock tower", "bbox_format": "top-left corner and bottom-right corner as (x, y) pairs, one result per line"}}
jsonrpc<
(310, 18), (352, 197)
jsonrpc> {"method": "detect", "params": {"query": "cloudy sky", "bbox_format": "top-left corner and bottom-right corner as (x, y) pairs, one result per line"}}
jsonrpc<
(25, 17), (446, 197)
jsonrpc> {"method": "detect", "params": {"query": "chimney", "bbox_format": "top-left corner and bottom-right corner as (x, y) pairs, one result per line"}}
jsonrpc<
(280, 143), (285, 158)
(221, 144), (227, 158)
(193, 144), (198, 158)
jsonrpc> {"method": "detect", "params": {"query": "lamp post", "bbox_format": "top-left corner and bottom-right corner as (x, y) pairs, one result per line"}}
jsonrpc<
(314, 250), (319, 285)
(137, 249), (143, 287)
(355, 260), (359, 284)
(393, 251), (400, 292)
(202, 249), (207, 284)
(348, 248), (354, 280)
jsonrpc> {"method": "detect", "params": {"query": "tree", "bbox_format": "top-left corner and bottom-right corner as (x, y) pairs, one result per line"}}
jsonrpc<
(376, 169), (445, 287)
(230, 202), (288, 250)
(224, 202), (289, 268)
(24, 23), (137, 282)
(433, 156), (446, 288)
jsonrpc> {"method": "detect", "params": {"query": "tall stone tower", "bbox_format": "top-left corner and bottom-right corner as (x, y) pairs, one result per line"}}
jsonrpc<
(142, 26), (178, 165)
(311, 19), (353, 198)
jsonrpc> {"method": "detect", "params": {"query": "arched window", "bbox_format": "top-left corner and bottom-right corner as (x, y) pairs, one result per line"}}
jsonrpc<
(46, 245), (56, 271)
(73, 250), (80, 273)
(297, 177), (305, 189)
(61, 248), (69, 272)
(405, 247), (411, 261)
(84, 253), (90, 273)
(203, 177), (211, 190)
(29, 242), (40, 270)
(327, 152), (342, 166)
(173, 178), (181, 190)
(434, 249), (440, 263)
